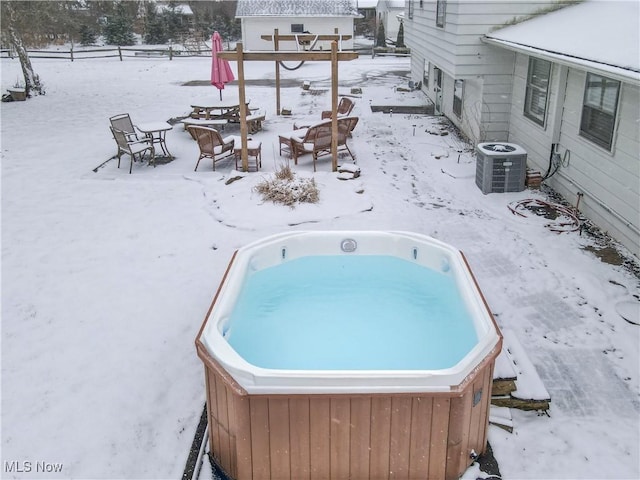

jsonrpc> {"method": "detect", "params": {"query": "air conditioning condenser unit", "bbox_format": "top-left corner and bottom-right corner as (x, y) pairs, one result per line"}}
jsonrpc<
(475, 142), (527, 194)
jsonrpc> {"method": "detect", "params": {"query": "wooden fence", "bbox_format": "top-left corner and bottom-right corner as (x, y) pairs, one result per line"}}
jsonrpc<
(0, 46), (213, 61)
(1, 45), (375, 62)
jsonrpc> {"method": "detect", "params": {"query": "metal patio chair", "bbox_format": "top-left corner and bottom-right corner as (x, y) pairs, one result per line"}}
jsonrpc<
(110, 126), (155, 174)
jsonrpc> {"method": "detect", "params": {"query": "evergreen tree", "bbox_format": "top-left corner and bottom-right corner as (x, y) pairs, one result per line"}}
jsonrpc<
(103, 2), (135, 46)
(376, 19), (386, 48)
(79, 25), (97, 46)
(163, 1), (187, 43)
(143, 3), (167, 45)
(396, 20), (405, 48)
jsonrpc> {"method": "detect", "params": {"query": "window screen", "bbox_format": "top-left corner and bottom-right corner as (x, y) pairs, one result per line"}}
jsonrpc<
(524, 57), (551, 126)
(580, 73), (620, 150)
(436, 0), (446, 27)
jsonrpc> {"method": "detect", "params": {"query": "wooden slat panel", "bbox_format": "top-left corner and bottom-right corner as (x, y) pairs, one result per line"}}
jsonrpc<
(467, 388), (483, 456)
(468, 367), (490, 455)
(289, 398), (311, 480)
(207, 370), (222, 466)
(233, 395), (253, 480)
(215, 375), (232, 472)
(389, 397), (412, 479)
(250, 397), (271, 479)
(428, 398), (450, 480)
(479, 364), (495, 451)
(369, 396), (392, 479)
(226, 387), (238, 478)
(408, 397), (433, 479)
(268, 398), (291, 479)
(445, 392), (473, 480)
(330, 398), (351, 478)
(309, 397), (330, 480)
(349, 397), (372, 479)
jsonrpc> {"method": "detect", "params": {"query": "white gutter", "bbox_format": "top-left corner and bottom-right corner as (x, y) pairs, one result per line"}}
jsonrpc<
(482, 37), (640, 86)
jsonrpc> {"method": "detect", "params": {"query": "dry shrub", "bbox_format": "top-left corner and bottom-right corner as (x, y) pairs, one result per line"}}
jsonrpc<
(255, 164), (319, 207)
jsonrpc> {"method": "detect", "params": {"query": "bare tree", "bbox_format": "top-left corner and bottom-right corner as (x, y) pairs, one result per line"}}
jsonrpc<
(1, 2), (47, 96)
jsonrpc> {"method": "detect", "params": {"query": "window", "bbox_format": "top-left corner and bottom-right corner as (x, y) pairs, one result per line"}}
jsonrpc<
(524, 57), (551, 126)
(423, 60), (430, 90)
(434, 66), (443, 90)
(453, 79), (464, 117)
(580, 73), (620, 150)
(436, 0), (446, 27)
(291, 24), (304, 33)
(408, 1), (414, 19)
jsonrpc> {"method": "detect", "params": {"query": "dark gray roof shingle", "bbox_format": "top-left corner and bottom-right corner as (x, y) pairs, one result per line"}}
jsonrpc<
(236, 0), (359, 17)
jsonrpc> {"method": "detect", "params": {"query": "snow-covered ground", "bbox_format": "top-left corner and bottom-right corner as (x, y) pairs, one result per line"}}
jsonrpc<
(1, 50), (639, 480)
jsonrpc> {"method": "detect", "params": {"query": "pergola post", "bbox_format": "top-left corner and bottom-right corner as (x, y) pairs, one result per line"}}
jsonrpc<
(235, 42), (249, 172)
(331, 41), (339, 171)
(274, 28), (281, 115)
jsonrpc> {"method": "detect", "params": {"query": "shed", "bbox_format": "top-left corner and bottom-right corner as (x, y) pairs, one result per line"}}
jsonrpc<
(235, 0), (360, 51)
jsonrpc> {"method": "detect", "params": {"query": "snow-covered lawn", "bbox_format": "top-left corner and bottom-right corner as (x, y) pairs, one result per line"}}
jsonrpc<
(1, 52), (638, 479)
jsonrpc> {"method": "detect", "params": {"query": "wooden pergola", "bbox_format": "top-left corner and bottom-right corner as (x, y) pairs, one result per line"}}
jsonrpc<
(217, 38), (358, 172)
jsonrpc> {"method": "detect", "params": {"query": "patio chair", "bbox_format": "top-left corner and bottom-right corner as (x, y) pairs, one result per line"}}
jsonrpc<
(187, 125), (235, 171)
(109, 113), (140, 142)
(321, 97), (355, 120)
(110, 126), (155, 174)
(289, 116), (359, 171)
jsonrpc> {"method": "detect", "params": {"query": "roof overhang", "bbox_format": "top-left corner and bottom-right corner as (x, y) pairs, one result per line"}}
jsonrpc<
(482, 36), (640, 86)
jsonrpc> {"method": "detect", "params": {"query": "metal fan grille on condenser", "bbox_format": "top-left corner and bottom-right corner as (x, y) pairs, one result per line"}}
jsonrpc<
(481, 143), (516, 153)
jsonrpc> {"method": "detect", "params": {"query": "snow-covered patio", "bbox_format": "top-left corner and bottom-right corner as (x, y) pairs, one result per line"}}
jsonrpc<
(1, 53), (639, 479)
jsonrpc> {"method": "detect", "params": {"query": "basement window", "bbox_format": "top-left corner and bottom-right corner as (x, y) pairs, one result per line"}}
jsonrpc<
(291, 24), (304, 33)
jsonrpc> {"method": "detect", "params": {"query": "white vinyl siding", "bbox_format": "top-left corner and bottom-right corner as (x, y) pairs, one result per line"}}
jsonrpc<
(510, 53), (640, 254)
(405, 1), (559, 142)
(240, 17), (354, 51)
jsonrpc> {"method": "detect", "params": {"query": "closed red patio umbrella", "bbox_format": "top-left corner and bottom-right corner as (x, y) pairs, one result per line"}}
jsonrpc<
(211, 31), (235, 100)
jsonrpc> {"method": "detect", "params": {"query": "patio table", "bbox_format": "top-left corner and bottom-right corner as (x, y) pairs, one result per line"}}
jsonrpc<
(136, 121), (173, 159)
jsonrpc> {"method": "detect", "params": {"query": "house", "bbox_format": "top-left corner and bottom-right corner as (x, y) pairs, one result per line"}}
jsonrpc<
(235, 0), (360, 51)
(405, 0), (640, 256)
(376, 0), (405, 43)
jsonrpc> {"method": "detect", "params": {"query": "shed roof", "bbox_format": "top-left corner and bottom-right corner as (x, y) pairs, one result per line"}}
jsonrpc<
(156, 3), (193, 15)
(236, 0), (360, 17)
(377, 0), (405, 9)
(483, 0), (640, 84)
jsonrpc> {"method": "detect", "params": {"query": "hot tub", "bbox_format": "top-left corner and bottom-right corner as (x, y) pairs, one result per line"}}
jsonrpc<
(196, 231), (502, 480)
